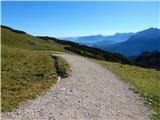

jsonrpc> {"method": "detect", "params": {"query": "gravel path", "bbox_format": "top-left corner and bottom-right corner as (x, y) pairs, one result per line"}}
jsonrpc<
(2, 54), (151, 120)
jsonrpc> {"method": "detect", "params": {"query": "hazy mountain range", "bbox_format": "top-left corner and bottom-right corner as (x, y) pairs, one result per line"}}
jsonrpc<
(103, 28), (160, 56)
(62, 33), (134, 46)
(62, 28), (160, 57)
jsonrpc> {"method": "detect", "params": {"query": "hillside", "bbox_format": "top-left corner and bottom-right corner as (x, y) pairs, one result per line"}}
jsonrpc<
(1, 25), (66, 51)
(135, 51), (160, 69)
(1, 25), (70, 112)
(1, 25), (132, 111)
(103, 28), (160, 56)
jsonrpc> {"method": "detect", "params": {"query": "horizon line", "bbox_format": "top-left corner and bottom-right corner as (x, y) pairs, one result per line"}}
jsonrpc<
(1, 24), (159, 38)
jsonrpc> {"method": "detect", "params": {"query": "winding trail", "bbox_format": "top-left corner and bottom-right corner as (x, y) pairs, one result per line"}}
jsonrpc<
(2, 54), (150, 120)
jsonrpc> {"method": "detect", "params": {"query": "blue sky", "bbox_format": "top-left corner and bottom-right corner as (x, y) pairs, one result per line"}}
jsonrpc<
(1, 1), (159, 37)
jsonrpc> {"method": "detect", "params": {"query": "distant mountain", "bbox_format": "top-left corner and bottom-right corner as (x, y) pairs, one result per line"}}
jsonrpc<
(135, 51), (160, 69)
(62, 33), (134, 46)
(75, 35), (104, 43)
(103, 28), (160, 56)
(62, 37), (78, 42)
(93, 33), (134, 48)
(63, 35), (107, 46)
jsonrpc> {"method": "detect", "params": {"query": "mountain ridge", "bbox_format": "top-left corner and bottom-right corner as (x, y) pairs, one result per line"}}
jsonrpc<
(103, 27), (160, 56)
(62, 33), (134, 46)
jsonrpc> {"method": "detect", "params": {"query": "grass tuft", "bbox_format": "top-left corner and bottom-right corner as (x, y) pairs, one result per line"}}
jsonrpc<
(52, 55), (70, 78)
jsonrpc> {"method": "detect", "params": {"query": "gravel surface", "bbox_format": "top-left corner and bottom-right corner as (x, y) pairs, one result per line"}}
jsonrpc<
(2, 54), (151, 120)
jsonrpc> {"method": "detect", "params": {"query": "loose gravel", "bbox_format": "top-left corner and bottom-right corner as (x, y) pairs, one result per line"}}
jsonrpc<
(2, 54), (151, 120)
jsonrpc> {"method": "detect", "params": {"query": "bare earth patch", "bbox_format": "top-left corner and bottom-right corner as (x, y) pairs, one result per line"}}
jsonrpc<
(2, 54), (151, 120)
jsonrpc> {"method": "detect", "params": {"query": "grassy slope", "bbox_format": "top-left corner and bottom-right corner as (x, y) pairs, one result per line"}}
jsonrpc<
(1, 26), (69, 112)
(1, 26), (66, 51)
(98, 61), (160, 120)
(1, 48), (58, 112)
